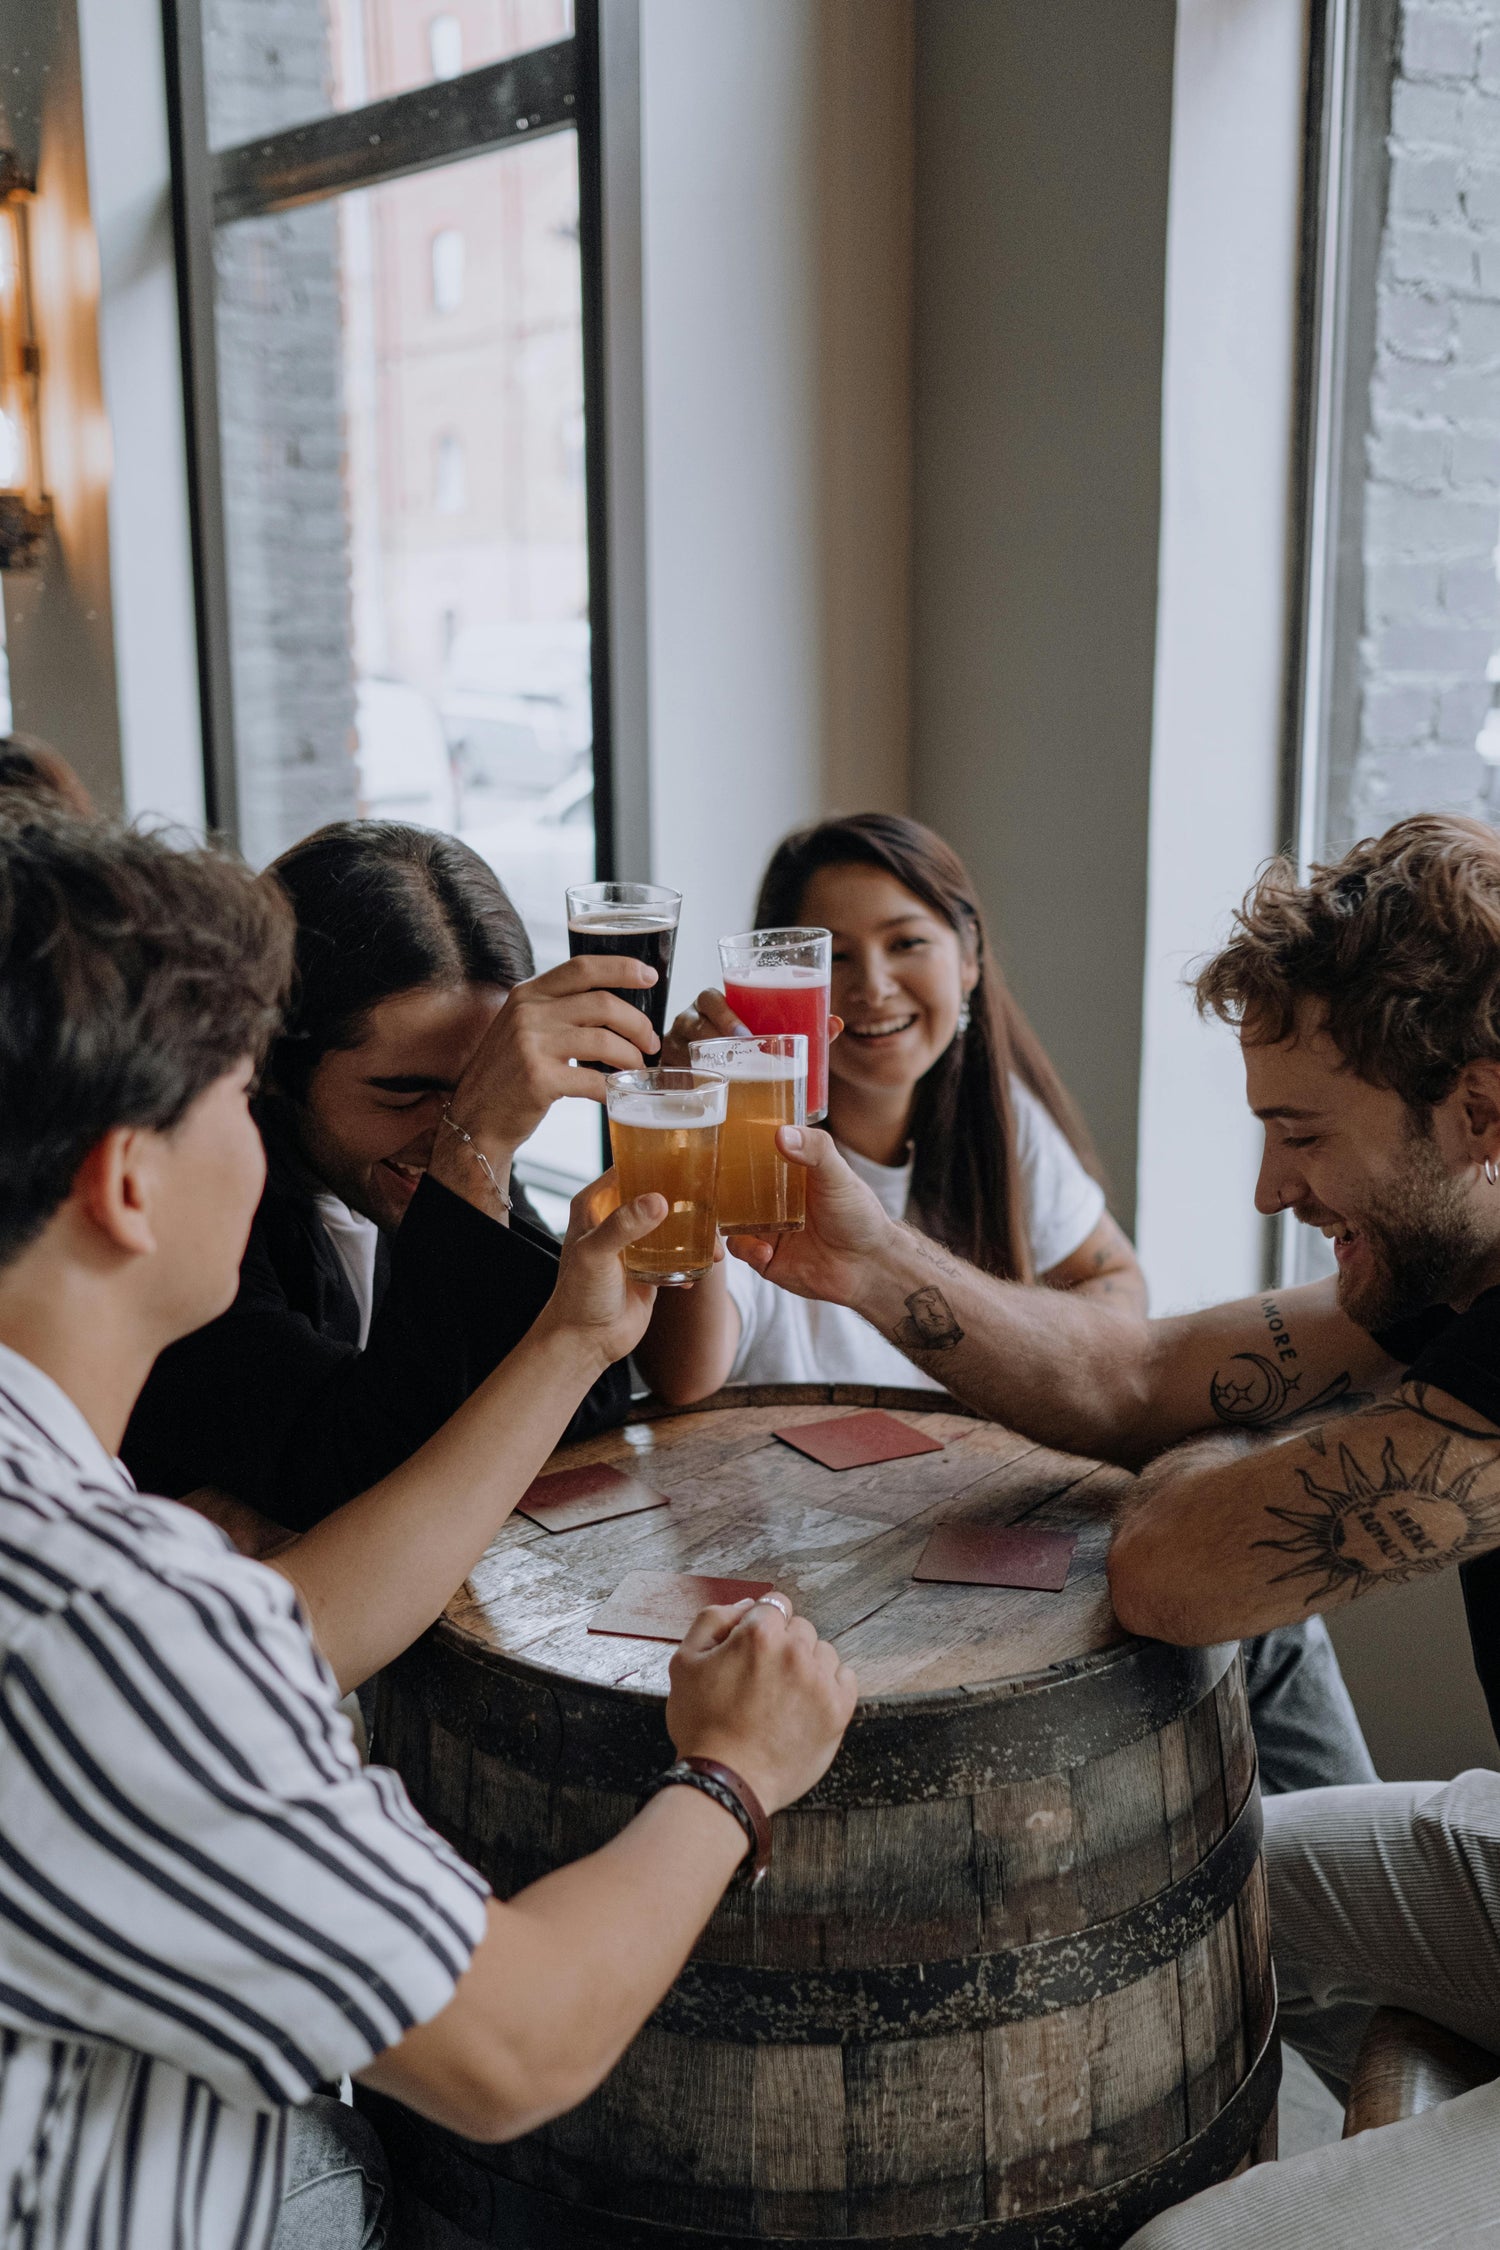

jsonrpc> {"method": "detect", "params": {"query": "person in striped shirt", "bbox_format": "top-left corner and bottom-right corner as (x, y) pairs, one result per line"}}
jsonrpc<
(0, 811), (856, 2250)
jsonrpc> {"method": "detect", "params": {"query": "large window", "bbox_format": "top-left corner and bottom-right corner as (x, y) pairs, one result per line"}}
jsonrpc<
(166, 0), (611, 1208)
(1284, 0), (1500, 1277)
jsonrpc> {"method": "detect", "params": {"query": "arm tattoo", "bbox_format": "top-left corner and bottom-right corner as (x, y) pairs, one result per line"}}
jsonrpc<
(892, 1284), (966, 1353)
(1209, 1294), (1357, 1428)
(1255, 1401), (1500, 1605)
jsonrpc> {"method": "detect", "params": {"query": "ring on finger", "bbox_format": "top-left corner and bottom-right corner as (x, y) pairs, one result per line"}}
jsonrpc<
(753, 1593), (792, 1622)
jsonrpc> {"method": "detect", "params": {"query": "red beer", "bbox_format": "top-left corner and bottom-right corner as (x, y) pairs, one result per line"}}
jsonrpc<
(719, 929), (832, 1121)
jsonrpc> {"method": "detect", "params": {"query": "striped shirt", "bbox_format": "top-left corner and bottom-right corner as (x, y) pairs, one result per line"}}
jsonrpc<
(0, 1342), (489, 2250)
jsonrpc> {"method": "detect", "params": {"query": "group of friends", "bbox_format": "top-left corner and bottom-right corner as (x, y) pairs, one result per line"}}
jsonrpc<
(1, 728), (1500, 2247)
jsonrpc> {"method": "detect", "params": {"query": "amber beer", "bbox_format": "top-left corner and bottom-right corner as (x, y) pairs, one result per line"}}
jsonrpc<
(605, 1069), (727, 1284)
(689, 1035), (807, 1233)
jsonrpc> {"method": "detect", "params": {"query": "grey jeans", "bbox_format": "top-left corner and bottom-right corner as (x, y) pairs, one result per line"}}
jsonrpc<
(1125, 1773), (1500, 2247)
(1242, 1618), (1376, 1795)
(271, 2094), (390, 2250)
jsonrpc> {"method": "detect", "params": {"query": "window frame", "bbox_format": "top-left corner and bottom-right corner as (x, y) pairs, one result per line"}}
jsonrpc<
(159, 0), (615, 879)
(1276, 0), (1398, 1288)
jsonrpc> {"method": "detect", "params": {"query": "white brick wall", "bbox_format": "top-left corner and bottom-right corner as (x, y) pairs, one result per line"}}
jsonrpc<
(1349, 0), (1500, 840)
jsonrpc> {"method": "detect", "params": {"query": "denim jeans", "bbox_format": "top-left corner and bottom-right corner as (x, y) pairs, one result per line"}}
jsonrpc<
(271, 2094), (390, 2250)
(1242, 1617), (1377, 1795)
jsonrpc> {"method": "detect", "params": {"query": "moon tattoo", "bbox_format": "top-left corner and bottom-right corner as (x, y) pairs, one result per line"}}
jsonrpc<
(1209, 1354), (1354, 1429)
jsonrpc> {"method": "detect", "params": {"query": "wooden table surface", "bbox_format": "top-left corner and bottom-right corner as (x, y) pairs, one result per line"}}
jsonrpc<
(443, 1388), (1135, 1701)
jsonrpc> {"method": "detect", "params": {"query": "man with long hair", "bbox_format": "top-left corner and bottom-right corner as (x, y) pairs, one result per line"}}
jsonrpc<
(125, 822), (655, 1536)
(736, 813), (1500, 2244)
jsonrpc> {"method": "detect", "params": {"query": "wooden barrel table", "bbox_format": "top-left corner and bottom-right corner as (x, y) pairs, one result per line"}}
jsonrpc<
(366, 1387), (1278, 2249)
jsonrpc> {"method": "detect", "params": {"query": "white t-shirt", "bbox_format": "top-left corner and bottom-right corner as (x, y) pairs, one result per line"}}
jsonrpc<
(314, 1191), (381, 1348)
(723, 1079), (1106, 1392)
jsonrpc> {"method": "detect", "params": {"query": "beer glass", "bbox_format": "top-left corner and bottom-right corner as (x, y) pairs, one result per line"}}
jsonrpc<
(605, 1068), (727, 1284)
(718, 927), (832, 1121)
(567, 881), (682, 1049)
(689, 1034), (807, 1234)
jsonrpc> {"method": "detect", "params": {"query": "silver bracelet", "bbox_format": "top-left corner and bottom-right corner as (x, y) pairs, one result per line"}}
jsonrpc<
(438, 1106), (513, 1214)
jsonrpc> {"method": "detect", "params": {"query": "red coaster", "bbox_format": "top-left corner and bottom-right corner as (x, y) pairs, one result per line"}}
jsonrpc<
(772, 1410), (944, 1472)
(913, 1522), (1076, 1593)
(517, 1462), (670, 1534)
(588, 1571), (777, 1643)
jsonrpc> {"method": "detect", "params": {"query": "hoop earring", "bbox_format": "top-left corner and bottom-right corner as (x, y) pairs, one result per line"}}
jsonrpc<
(1486, 1158), (1498, 1187)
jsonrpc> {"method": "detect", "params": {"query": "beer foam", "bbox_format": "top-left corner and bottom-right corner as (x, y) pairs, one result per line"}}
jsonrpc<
(569, 911), (676, 935)
(609, 1090), (725, 1128)
(723, 964), (826, 988)
(699, 1051), (803, 1082)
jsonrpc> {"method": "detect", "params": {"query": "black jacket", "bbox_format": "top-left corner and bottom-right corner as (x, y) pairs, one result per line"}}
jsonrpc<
(123, 1147), (630, 1530)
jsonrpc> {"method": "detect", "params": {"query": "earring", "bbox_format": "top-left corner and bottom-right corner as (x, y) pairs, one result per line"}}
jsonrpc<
(955, 1003), (971, 1038)
(1486, 1158), (1498, 1186)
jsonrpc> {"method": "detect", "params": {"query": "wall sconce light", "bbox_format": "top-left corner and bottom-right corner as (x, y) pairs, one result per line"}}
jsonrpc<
(0, 150), (48, 570)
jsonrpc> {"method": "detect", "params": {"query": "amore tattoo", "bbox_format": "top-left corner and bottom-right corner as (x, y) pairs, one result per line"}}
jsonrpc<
(1255, 1390), (1500, 1606)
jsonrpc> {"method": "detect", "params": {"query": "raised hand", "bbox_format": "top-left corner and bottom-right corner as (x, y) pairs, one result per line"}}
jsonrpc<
(726, 1126), (895, 1306)
(429, 957), (662, 1213)
(660, 988), (747, 1069)
(667, 1595), (857, 1813)
(537, 1171), (666, 1368)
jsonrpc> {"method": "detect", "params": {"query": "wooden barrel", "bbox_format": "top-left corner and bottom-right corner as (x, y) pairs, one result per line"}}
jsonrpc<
(365, 1387), (1278, 2249)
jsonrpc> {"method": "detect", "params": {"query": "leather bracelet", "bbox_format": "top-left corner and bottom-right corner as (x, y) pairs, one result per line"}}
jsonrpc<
(641, 1756), (773, 1888)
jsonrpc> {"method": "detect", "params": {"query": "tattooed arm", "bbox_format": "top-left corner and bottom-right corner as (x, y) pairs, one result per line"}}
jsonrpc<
(1108, 1383), (1500, 1640)
(731, 1128), (1401, 1463)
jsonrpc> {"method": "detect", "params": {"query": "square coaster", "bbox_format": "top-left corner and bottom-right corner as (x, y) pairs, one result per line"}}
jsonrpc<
(517, 1461), (670, 1534)
(772, 1410), (945, 1472)
(588, 1571), (777, 1643)
(913, 1522), (1076, 1593)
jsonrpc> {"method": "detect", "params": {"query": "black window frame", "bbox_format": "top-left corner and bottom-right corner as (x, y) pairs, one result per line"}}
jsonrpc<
(159, 0), (615, 879)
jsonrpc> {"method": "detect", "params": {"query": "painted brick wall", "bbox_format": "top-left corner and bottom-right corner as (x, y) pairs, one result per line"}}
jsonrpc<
(1347, 0), (1500, 845)
(203, 0), (358, 866)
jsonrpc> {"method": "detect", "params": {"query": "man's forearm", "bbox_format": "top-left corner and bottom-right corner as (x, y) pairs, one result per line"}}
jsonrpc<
(360, 1783), (746, 2140)
(276, 1321), (608, 1691)
(845, 1223), (1156, 1460)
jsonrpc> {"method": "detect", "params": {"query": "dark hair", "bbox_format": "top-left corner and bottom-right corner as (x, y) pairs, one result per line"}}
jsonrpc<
(0, 815), (294, 1269)
(755, 812), (1100, 1280)
(265, 821), (533, 1102)
(0, 735), (95, 819)
(1195, 814), (1500, 1109)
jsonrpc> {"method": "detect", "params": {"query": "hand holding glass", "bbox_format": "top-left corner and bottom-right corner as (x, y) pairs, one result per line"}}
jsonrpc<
(689, 1034), (807, 1235)
(605, 1069), (727, 1284)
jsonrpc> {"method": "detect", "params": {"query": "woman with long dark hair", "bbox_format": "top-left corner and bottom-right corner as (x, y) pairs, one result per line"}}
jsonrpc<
(639, 811), (1142, 1401)
(637, 811), (1375, 1798)
(125, 820), (657, 1535)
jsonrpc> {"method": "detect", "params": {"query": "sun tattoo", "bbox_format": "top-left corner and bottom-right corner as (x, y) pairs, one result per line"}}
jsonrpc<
(1255, 1434), (1496, 1601)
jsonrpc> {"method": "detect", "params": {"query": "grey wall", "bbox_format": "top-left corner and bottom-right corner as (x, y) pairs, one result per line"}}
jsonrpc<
(910, 0), (1176, 1225)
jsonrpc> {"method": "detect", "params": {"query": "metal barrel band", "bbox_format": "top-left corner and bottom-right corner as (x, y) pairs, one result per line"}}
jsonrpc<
(653, 1774), (1264, 2043)
(405, 1627), (1239, 1801)
(370, 2021), (1281, 2250)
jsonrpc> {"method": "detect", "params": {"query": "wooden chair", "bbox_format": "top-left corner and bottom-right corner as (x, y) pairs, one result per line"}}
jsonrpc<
(1343, 2008), (1500, 2137)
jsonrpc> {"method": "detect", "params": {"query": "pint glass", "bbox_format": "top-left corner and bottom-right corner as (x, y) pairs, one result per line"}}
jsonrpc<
(605, 1068), (727, 1284)
(689, 1035), (807, 1234)
(718, 927), (832, 1121)
(567, 882), (682, 1047)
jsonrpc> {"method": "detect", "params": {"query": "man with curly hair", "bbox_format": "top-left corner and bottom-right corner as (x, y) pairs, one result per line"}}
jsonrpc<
(736, 812), (1500, 2246)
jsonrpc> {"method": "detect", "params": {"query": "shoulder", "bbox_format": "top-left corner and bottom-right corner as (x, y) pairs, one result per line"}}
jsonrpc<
(0, 1463), (330, 1697)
